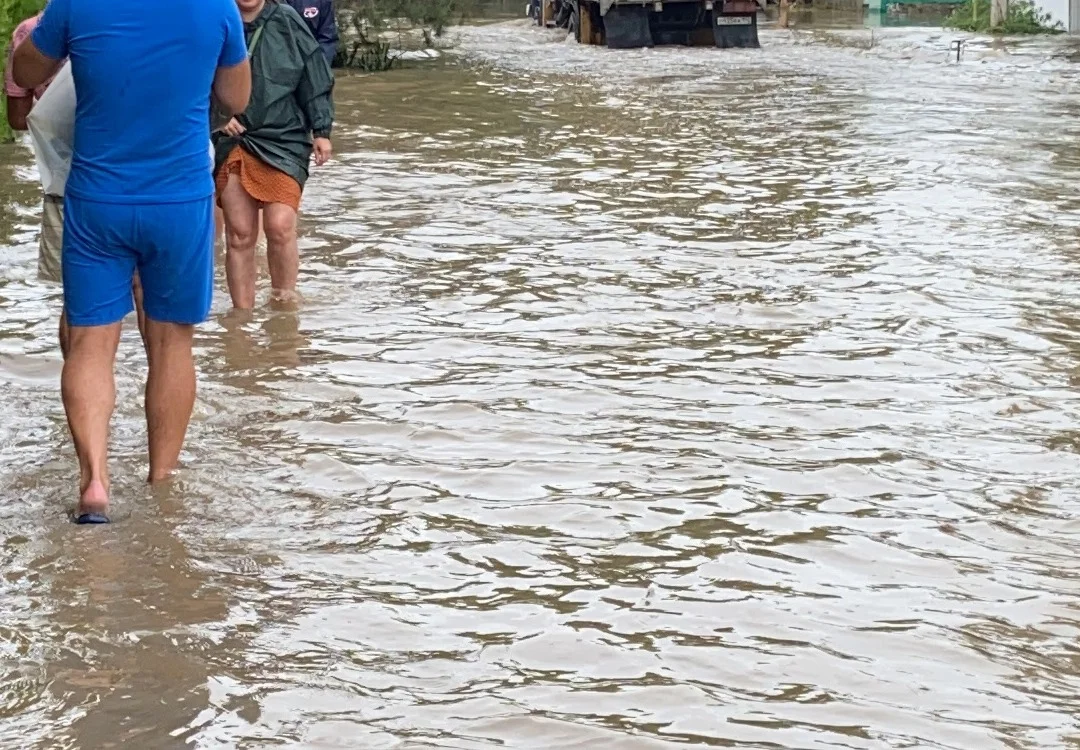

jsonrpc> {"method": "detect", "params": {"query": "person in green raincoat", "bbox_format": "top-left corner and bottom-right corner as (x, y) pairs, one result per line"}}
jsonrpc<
(214, 0), (335, 309)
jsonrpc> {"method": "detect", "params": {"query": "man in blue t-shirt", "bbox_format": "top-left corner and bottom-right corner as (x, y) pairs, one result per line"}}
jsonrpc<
(12, 0), (253, 524)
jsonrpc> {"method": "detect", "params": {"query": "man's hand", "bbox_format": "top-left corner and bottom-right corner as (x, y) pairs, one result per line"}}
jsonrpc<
(218, 118), (246, 137)
(313, 137), (332, 167)
(6, 95), (32, 131)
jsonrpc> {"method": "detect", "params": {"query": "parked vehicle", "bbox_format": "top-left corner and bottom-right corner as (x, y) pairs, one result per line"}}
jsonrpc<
(528, 0), (763, 49)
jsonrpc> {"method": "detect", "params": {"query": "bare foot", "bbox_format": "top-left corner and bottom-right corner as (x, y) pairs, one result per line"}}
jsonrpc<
(268, 288), (301, 309)
(148, 466), (179, 485)
(75, 479), (110, 525)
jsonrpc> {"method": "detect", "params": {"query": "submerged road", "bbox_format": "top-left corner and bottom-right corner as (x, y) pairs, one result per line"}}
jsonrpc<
(0, 20), (1078, 749)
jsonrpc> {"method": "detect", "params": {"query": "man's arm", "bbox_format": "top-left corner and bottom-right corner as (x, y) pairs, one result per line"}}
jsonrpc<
(6, 94), (32, 130)
(213, 0), (252, 116)
(12, 38), (61, 91)
(213, 60), (252, 116)
(5, 20), (37, 130)
(13, 0), (69, 90)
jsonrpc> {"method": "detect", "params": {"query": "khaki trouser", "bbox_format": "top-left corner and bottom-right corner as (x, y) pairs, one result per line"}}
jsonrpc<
(39, 193), (63, 284)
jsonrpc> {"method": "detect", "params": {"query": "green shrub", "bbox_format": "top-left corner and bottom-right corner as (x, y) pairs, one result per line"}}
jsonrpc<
(945, 0), (1064, 33)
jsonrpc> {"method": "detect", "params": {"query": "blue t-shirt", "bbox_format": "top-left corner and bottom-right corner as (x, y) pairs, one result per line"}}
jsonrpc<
(32, 0), (248, 204)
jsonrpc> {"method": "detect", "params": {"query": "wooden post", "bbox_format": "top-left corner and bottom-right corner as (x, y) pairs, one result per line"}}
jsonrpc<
(578, 1), (592, 43)
(990, 0), (1007, 27)
(779, 0), (790, 26)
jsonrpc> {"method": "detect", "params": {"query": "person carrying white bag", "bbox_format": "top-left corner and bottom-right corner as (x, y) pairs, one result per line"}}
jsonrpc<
(24, 59), (73, 354)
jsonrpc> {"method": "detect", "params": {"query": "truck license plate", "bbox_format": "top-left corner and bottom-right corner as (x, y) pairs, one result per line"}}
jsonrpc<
(717, 15), (751, 24)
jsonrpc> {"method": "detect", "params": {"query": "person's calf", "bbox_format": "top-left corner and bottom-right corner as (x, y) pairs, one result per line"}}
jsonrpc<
(225, 244), (259, 309)
(224, 217), (261, 309)
(221, 177), (263, 309)
(263, 204), (299, 297)
(62, 323), (122, 507)
(144, 320), (197, 483)
(214, 205), (225, 245)
(58, 309), (70, 360)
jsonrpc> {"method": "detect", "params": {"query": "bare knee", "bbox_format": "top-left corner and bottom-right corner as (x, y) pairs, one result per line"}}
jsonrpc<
(263, 210), (297, 247)
(222, 199), (259, 253)
(220, 175), (259, 251)
(144, 320), (194, 359)
(66, 323), (122, 361)
(226, 217), (259, 253)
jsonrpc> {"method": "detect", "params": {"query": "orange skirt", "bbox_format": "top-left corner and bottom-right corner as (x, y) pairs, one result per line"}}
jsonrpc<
(215, 146), (302, 212)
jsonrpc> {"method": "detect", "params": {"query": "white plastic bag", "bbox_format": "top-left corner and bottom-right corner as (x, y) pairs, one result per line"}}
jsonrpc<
(26, 61), (75, 197)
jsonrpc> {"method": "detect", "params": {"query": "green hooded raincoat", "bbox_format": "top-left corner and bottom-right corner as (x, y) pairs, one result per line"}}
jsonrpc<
(212, 0), (335, 190)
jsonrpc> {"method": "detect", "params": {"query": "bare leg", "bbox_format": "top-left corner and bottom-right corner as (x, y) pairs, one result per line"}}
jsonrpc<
(220, 173), (261, 309)
(144, 319), (197, 483)
(58, 308), (70, 360)
(217, 204), (263, 247)
(256, 210), (266, 251)
(263, 202), (300, 304)
(63, 323), (122, 515)
(214, 205), (225, 246)
(131, 273), (148, 354)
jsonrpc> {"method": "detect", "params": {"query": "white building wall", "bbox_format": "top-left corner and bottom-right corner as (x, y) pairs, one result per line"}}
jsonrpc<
(1033, 0), (1070, 29)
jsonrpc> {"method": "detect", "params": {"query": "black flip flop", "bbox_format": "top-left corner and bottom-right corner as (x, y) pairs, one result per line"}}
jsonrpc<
(74, 511), (110, 525)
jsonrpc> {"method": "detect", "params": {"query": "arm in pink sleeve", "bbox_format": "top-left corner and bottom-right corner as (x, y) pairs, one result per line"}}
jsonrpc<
(5, 21), (35, 98)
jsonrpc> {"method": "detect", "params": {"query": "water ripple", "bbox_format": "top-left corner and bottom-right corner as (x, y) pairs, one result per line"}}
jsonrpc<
(0, 18), (1079, 750)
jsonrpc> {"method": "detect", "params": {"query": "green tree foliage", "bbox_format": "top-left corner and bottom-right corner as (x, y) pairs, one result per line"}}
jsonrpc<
(334, 0), (477, 70)
(0, 0), (45, 141)
(944, 0), (1064, 33)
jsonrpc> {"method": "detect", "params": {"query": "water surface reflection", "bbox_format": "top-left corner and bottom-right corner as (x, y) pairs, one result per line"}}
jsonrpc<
(1, 20), (1080, 750)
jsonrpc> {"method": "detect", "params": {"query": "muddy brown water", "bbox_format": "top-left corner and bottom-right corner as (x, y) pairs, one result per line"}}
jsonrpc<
(2, 19), (1080, 750)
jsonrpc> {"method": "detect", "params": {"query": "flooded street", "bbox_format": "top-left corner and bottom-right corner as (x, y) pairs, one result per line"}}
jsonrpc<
(4, 17), (1080, 749)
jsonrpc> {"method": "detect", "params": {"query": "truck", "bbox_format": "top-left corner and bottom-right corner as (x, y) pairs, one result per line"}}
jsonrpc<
(528, 0), (762, 49)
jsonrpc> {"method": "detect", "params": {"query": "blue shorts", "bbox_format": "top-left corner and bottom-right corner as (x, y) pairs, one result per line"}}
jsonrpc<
(62, 196), (215, 327)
